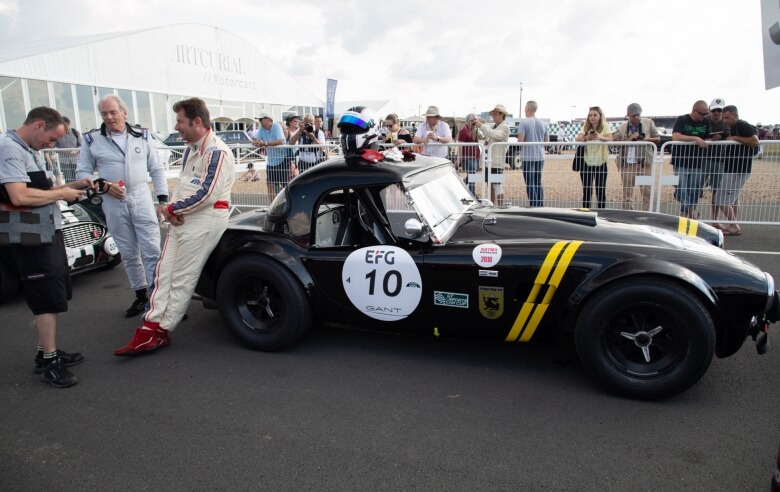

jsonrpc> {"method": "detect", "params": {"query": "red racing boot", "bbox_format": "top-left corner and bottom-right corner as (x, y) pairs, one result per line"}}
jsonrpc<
(114, 322), (170, 356)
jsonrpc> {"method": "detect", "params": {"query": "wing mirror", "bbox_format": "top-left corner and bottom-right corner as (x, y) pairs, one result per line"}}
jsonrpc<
(404, 218), (424, 238)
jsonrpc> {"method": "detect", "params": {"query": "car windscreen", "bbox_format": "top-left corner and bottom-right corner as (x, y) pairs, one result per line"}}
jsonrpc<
(406, 170), (474, 244)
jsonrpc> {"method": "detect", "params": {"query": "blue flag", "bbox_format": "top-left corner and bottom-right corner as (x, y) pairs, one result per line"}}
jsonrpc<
(326, 79), (338, 121)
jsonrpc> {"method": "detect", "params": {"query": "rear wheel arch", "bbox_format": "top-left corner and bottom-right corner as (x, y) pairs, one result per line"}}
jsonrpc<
(210, 237), (315, 295)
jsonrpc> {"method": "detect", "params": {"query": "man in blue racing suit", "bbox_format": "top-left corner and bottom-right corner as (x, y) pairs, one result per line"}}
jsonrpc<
(76, 95), (168, 317)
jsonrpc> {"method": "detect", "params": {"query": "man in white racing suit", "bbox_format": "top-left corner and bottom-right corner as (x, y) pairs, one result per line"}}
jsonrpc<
(114, 97), (235, 356)
(76, 95), (169, 317)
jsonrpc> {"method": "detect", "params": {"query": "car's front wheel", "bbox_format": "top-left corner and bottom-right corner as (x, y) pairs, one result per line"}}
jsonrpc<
(575, 278), (715, 399)
(216, 255), (313, 351)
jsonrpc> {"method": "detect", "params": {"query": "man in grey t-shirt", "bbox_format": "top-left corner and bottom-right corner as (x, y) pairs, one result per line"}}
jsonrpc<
(0, 107), (94, 388)
(516, 101), (549, 207)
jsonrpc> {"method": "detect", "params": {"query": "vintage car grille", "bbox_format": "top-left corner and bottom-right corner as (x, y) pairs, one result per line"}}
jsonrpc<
(63, 222), (106, 248)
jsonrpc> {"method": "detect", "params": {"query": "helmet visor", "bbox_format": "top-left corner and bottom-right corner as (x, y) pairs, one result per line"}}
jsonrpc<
(339, 112), (374, 131)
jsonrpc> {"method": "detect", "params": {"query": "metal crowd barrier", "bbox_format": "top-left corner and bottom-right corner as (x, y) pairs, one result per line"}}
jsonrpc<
(41, 139), (780, 226)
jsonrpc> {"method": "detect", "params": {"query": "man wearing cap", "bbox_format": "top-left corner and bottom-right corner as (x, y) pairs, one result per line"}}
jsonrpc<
(671, 100), (712, 218)
(705, 98), (730, 228)
(252, 113), (286, 199)
(413, 106), (452, 158)
(474, 104), (510, 205)
(516, 101), (549, 207)
(612, 103), (660, 211)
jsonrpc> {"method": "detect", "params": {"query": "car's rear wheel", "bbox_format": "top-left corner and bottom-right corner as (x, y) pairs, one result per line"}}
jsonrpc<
(216, 255), (312, 351)
(575, 278), (715, 399)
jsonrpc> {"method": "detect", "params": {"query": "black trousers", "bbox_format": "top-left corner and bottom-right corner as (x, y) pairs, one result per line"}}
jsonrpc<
(580, 163), (608, 209)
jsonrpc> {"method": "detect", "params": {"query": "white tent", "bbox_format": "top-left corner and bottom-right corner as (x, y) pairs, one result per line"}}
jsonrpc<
(0, 24), (324, 133)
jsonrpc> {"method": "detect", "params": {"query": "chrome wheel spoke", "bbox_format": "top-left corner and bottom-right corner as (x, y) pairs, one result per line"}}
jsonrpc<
(641, 345), (652, 363)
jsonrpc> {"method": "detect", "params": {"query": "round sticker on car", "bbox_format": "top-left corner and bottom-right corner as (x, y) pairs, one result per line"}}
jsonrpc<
(342, 246), (422, 321)
(473, 243), (502, 268)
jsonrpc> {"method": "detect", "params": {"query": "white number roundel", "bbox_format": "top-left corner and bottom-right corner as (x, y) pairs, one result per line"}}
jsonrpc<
(342, 246), (422, 321)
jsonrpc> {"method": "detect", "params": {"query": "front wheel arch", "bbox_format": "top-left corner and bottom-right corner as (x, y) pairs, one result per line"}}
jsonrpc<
(574, 277), (715, 399)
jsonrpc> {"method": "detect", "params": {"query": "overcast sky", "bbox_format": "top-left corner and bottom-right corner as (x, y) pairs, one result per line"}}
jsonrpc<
(1, 0), (778, 124)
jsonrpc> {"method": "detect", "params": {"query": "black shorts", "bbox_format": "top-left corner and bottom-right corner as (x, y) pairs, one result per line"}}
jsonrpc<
(10, 230), (71, 315)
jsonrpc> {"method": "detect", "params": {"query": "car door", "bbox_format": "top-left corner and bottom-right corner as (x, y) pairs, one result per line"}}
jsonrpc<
(304, 186), (431, 331)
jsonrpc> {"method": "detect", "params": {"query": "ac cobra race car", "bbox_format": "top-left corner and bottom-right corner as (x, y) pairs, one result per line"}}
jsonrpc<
(195, 154), (778, 399)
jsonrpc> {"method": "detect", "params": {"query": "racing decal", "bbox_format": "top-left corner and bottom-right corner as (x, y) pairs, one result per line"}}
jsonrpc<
(472, 243), (502, 268)
(66, 247), (78, 267)
(66, 244), (96, 268)
(479, 270), (498, 277)
(479, 286), (504, 319)
(433, 291), (469, 309)
(505, 240), (583, 342)
(342, 246), (422, 321)
(677, 217), (699, 237)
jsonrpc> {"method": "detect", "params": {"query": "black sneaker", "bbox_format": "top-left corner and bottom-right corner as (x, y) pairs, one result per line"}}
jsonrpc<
(33, 349), (84, 374)
(124, 298), (148, 318)
(39, 358), (78, 388)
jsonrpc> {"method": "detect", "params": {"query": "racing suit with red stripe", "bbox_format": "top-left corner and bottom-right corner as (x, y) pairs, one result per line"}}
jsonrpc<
(144, 129), (235, 331)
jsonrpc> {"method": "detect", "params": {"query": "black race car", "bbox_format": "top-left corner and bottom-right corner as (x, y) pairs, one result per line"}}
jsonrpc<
(195, 154), (778, 399)
(0, 197), (120, 302)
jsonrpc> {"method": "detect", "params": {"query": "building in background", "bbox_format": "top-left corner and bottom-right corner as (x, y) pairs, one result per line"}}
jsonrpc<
(0, 24), (324, 135)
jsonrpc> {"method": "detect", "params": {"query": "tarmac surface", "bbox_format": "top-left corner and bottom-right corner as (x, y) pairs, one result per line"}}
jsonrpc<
(0, 225), (778, 491)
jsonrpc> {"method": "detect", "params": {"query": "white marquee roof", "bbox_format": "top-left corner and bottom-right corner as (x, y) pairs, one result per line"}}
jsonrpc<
(0, 23), (324, 108)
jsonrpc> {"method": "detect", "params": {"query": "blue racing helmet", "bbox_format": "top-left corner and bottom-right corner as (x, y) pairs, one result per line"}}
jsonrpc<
(338, 106), (379, 155)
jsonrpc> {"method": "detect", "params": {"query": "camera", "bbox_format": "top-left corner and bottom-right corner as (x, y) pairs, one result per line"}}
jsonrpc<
(305, 124), (314, 133)
(635, 133), (646, 141)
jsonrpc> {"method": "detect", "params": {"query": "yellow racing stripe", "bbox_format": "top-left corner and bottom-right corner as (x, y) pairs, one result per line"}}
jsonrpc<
(677, 217), (699, 237)
(505, 241), (583, 342)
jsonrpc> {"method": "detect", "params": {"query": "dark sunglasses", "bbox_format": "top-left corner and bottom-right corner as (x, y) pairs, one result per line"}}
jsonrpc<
(696, 110), (709, 117)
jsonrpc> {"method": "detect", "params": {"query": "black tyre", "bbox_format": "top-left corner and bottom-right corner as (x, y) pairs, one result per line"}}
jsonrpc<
(575, 278), (715, 399)
(216, 255), (313, 351)
(0, 259), (19, 303)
